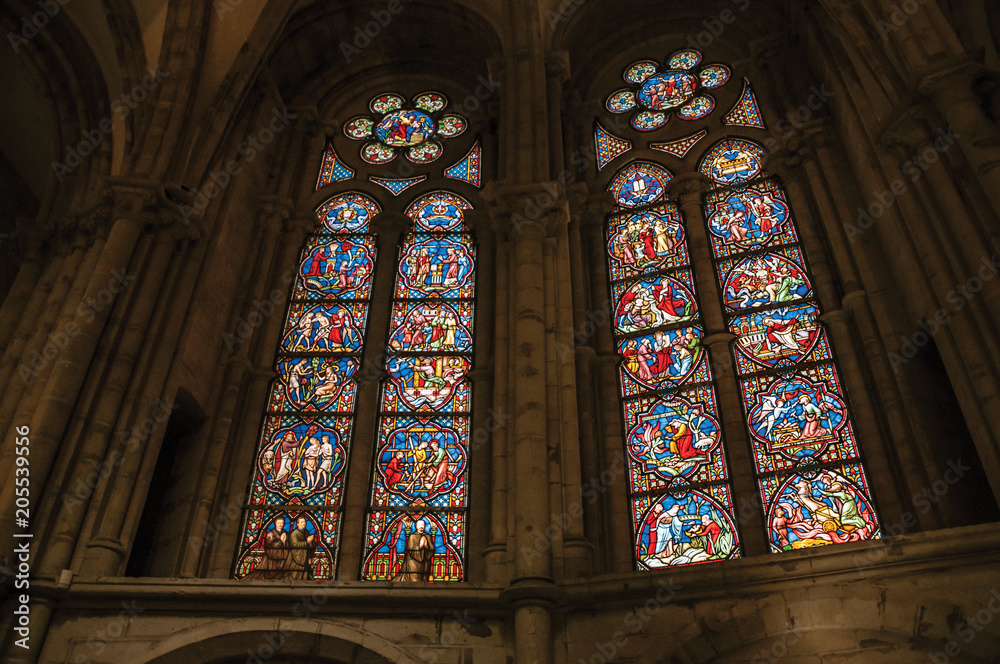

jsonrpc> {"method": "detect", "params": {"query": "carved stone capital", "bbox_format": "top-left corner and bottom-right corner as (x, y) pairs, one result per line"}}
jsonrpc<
(371, 212), (410, 240)
(545, 51), (571, 84)
(877, 99), (939, 156)
(482, 181), (570, 241)
(667, 172), (711, 206)
(917, 56), (985, 104)
(256, 197), (294, 234)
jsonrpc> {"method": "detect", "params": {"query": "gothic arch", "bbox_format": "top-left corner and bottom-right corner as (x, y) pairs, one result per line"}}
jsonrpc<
(140, 619), (425, 664)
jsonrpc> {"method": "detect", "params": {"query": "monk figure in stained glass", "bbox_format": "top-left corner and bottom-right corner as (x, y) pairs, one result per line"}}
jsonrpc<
(393, 519), (434, 582)
(244, 516), (287, 580)
(282, 516), (316, 580)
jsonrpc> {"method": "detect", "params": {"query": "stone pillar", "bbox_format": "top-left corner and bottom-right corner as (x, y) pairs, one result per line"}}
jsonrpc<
(75, 211), (198, 577)
(0, 184), (155, 549)
(670, 174), (769, 555)
(483, 220), (510, 583)
(484, 183), (557, 664)
(467, 212), (496, 583)
(177, 199), (289, 578)
(573, 191), (632, 574)
(336, 212), (408, 581)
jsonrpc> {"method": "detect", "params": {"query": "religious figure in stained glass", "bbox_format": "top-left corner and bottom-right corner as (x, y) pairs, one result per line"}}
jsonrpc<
(696, 137), (881, 552)
(766, 469), (879, 551)
(606, 49), (731, 131)
(634, 491), (738, 568)
(343, 92), (468, 165)
(362, 190), (477, 582)
(626, 398), (721, 481)
(235, 192), (380, 581)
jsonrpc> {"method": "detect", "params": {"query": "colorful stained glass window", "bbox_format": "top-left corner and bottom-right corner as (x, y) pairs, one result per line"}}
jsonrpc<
(443, 140), (482, 188)
(604, 160), (742, 570)
(235, 192), (380, 580)
(697, 137), (881, 552)
(344, 92), (467, 165)
(316, 141), (355, 189)
(370, 175), (427, 196)
(606, 49), (732, 130)
(722, 80), (766, 129)
(361, 190), (476, 582)
(595, 120), (633, 171)
(650, 129), (709, 159)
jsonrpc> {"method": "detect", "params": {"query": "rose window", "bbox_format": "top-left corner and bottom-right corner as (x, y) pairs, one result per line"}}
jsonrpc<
(343, 92), (468, 165)
(606, 49), (731, 130)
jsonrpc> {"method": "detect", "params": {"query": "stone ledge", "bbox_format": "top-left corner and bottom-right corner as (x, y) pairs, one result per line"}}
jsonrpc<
(53, 522), (1000, 615)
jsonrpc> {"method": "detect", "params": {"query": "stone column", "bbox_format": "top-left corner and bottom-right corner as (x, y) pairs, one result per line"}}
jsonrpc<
(670, 174), (769, 555)
(483, 219), (510, 583)
(76, 211), (198, 577)
(573, 191), (632, 574)
(485, 183), (557, 664)
(178, 199), (289, 577)
(336, 212), (407, 581)
(467, 212), (497, 583)
(919, 59), (1000, 221)
(0, 184), (155, 549)
(207, 212), (317, 577)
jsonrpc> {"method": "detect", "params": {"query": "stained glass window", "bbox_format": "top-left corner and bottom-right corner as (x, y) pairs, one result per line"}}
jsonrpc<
(234, 192), (380, 580)
(606, 49), (732, 131)
(361, 190), (476, 582)
(604, 160), (742, 570)
(343, 92), (468, 165)
(698, 137), (881, 552)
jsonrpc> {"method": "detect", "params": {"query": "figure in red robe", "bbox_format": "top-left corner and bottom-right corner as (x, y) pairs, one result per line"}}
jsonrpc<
(690, 515), (723, 555)
(641, 229), (657, 261)
(640, 504), (663, 558)
(384, 451), (405, 487)
(667, 421), (700, 459)
(306, 247), (328, 277)
(652, 282), (688, 320)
